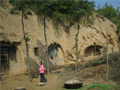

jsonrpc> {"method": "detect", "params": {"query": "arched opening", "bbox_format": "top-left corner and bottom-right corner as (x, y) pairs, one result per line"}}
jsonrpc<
(48, 43), (64, 59)
(84, 45), (103, 57)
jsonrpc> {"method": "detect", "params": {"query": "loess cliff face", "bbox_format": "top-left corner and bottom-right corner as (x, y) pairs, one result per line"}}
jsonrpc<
(0, 3), (119, 74)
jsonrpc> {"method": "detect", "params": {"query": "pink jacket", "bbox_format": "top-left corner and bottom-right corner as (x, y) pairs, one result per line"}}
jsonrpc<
(39, 64), (44, 73)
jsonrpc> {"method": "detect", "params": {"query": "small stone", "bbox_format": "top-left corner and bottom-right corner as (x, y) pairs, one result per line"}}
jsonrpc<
(14, 86), (26, 90)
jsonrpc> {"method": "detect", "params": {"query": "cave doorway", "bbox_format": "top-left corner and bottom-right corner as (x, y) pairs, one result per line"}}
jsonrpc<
(48, 43), (64, 59)
(0, 42), (17, 74)
(84, 45), (103, 56)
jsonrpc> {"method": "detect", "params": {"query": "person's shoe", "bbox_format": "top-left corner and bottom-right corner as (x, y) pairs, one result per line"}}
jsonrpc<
(38, 82), (44, 86)
(45, 80), (48, 83)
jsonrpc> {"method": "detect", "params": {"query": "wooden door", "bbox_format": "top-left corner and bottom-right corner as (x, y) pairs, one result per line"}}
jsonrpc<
(1, 54), (9, 74)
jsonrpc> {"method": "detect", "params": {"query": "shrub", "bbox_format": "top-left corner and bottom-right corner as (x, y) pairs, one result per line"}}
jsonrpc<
(84, 52), (120, 83)
(109, 53), (120, 83)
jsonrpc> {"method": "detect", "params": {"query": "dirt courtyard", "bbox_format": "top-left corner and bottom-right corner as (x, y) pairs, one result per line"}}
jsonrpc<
(1, 74), (64, 90)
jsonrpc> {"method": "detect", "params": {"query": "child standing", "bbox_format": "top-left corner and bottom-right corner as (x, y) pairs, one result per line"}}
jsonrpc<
(39, 61), (47, 83)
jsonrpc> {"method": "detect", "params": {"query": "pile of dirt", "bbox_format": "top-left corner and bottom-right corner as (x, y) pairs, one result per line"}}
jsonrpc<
(60, 64), (116, 86)
(77, 64), (107, 79)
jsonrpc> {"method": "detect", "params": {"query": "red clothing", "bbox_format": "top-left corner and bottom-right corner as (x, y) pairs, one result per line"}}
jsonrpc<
(39, 64), (44, 73)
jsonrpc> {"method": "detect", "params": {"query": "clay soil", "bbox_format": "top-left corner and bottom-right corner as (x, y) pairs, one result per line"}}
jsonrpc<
(1, 64), (116, 90)
(1, 74), (63, 90)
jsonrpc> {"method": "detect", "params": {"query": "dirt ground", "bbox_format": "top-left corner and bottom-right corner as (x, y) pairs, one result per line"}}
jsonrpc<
(1, 74), (63, 90)
(1, 64), (117, 90)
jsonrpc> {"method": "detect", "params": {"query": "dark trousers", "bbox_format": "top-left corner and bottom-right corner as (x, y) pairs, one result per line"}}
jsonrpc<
(40, 73), (47, 82)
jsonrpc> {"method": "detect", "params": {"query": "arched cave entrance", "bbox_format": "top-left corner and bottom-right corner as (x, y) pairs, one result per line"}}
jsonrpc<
(84, 45), (103, 56)
(48, 43), (64, 60)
